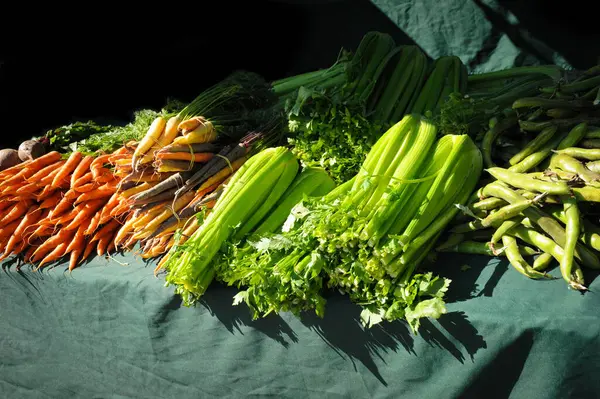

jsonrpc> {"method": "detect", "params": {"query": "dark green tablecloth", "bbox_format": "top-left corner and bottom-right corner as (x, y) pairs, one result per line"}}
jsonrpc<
(1, 251), (599, 398)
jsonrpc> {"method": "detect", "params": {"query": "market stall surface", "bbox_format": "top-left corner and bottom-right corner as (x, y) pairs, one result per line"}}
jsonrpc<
(1, 252), (598, 399)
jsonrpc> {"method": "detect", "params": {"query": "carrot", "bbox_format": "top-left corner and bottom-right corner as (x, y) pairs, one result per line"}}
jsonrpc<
(90, 154), (111, 175)
(114, 216), (138, 247)
(70, 155), (93, 185)
(108, 153), (130, 164)
(69, 249), (82, 271)
(39, 192), (63, 209)
(98, 194), (121, 225)
(154, 252), (171, 275)
(109, 198), (131, 218)
(14, 182), (41, 195)
(74, 185), (116, 205)
(49, 197), (74, 219)
(0, 200), (13, 213)
(31, 229), (75, 263)
(29, 223), (55, 240)
(113, 158), (133, 167)
(85, 212), (102, 236)
(23, 242), (39, 263)
(112, 146), (131, 156)
(123, 234), (139, 250)
(73, 182), (97, 193)
(132, 117), (166, 168)
(0, 160), (31, 178)
(92, 219), (121, 243)
(155, 160), (195, 173)
(51, 152), (83, 187)
(24, 151), (62, 171)
(36, 242), (69, 270)
(63, 200), (105, 231)
(121, 182), (157, 199)
(97, 232), (113, 256)
(26, 160), (65, 184)
(63, 189), (81, 201)
(81, 240), (97, 262)
(154, 218), (190, 239)
(95, 173), (115, 184)
(66, 223), (88, 253)
(131, 191), (195, 240)
(73, 171), (94, 188)
(120, 170), (175, 185)
(12, 207), (43, 238)
(1, 200), (33, 225)
(0, 169), (31, 191)
(1, 181), (28, 196)
(155, 152), (214, 163)
(0, 219), (24, 241)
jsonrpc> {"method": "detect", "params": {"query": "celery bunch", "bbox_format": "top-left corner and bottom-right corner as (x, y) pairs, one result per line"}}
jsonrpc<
(163, 147), (300, 305)
(220, 114), (483, 332)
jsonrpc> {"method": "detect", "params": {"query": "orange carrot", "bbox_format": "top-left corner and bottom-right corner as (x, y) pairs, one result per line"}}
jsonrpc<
(0, 160), (31, 178)
(90, 154), (111, 178)
(69, 249), (82, 271)
(24, 151), (62, 171)
(63, 189), (81, 201)
(73, 182), (97, 193)
(23, 242), (39, 263)
(29, 223), (55, 240)
(74, 184), (116, 205)
(96, 173), (114, 184)
(66, 224), (88, 254)
(51, 152), (83, 188)
(36, 242), (69, 270)
(81, 240), (97, 262)
(39, 192), (62, 209)
(1, 181), (28, 196)
(12, 207), (42, 238)
(98, 194), (121, 224)
(0, 219), (23, 241)
(0, 169), (30, 191)
(70, 155), (94, 187)
(35, 185), (57, 201)
(63, 200), (104, 230)
(26, 160), (65, 183)
(155, 152), (214, 163)
(92, 219), (121, 243)
(109, 199), (132, 218)
(14, 182), (41, 196)
(49, 197), (74, 219)
(85, 212), (102, 236)
(30, 229), (75, 263)
(73, 171), (94, 188)
(97, 233), (112, 256)
(0, 200), (33, 225)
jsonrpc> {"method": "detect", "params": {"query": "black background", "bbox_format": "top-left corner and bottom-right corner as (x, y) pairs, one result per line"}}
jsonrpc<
(0, 0), (597, 150)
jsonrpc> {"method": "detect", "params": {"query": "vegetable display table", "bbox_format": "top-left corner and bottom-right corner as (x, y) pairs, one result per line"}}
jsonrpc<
(1, 253), (598, 398)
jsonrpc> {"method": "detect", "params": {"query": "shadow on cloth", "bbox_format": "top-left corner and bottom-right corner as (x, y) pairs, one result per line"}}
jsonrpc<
(200, 281), (487, 386)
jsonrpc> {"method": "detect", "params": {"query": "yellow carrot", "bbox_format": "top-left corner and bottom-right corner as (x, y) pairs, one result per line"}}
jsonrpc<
(133, 116), (166, 167)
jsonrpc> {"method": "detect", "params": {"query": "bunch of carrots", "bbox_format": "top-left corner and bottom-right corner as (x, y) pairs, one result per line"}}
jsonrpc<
(108, 115), (255, 260)
(0, 148), (128, 271)
(0, 111), (265, 271)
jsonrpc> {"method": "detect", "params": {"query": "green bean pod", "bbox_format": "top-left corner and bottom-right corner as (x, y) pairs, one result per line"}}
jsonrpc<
(471, 197), (508, 211)
(533, 253), (554, 271)
(572, 186), (600, 202)
(450, 220), (485, 233)
(555, 147), (600, 161)
(509, 225), (586, 289)
(481, 195), (544, 228)
(579, 139), (600, 148)
(509, 126), (557, 166)
(517, 188), (560, 204)
(557, 122), (588, 150)
(546, 108), (576, 119)
(490, 216), (524, 249)
(486, 167), (571, 195)
(512, 97), (594, 110)
(549, 153), (600, 186)
(482, 114), (518, 168)
(483, 182), (600, 269)
(586, 160), (600, 173)
(435, 233), (466, 251)
(509, 132), (567, 173)
(519, 117), (600, 132)
(438, 240), (538, 257)
(501, 235), (550, 279)
(584, 127), (600, 139)
(560, 195), (580, 284)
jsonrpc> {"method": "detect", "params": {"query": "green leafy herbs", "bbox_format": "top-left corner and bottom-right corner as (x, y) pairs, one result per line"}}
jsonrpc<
(42, 121), (115, 153)
(286, 87), (383, 184)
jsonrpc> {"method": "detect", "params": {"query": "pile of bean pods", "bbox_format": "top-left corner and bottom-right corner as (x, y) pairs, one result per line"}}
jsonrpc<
(437, 73), (600, 290)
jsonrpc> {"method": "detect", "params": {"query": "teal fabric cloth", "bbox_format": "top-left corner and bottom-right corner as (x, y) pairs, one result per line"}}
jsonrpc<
(371, 0), (580, 73)
(1, 251), (599, 398)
